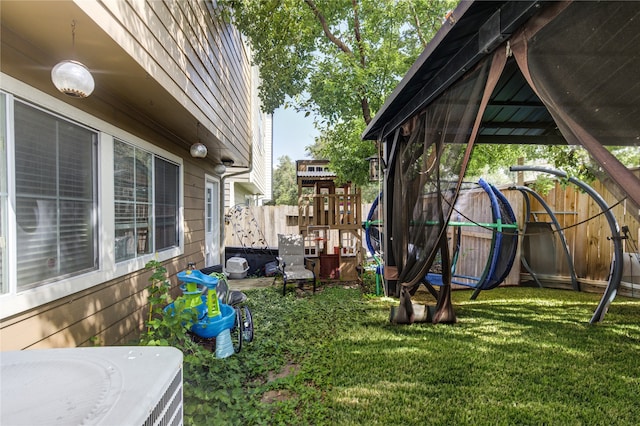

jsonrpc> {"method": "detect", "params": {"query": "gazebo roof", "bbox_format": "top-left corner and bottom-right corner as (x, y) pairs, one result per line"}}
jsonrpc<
(363, 1), (544, 141)
(363, 1), (637, 148)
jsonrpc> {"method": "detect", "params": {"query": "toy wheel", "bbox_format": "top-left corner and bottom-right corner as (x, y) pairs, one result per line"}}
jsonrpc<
(231, 307), (243, 353)
(242, 306), (254, 342)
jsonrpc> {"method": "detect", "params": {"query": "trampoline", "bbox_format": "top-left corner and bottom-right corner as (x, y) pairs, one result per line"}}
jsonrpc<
(422, 179), (519, 299)
(365, 180), (519, 300)
(364, 193), (384, 295)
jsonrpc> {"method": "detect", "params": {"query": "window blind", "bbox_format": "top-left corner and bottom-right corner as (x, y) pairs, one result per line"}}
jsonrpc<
(14, 101), (97, 289)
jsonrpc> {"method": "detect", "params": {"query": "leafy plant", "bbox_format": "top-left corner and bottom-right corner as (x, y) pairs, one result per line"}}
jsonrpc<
(140, 259), (197, 348)
(360, 266), (378, 295)
(144, 260), (171, 328)
(205, 286), (640, 424)
(529, 174), (557, 195)
(138, 275), (640, 425)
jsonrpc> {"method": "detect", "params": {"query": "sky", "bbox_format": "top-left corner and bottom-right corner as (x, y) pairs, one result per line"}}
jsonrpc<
(272, 107), (318, 168)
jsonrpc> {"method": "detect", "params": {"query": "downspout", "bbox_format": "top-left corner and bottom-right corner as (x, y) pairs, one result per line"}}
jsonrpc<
(219, 149), (253, 270)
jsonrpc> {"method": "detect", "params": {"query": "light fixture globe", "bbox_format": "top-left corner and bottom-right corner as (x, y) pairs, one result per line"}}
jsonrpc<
(190, 142), (208, 158)
(213, 163), (226, 175)
(51, 60), (95, 98)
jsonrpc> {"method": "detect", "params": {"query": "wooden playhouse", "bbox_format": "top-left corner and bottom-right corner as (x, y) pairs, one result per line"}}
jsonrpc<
(295, 160), (363, 281)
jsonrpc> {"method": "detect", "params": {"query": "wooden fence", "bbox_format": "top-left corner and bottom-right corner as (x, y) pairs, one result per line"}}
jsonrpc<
(509, 170), (639, 298)
(224, 204), (373, 249)
(224, 171), (639, 297)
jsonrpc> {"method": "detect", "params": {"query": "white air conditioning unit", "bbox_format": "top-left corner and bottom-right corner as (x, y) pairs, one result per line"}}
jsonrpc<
(0, 346), (183, 426)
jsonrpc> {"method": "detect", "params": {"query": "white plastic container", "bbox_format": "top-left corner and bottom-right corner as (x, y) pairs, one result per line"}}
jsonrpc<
(226, 256), (249, 279)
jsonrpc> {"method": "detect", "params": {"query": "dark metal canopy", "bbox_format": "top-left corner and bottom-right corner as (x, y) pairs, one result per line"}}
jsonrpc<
(363, 1), (546, 141)
(362, 0), (637, 148)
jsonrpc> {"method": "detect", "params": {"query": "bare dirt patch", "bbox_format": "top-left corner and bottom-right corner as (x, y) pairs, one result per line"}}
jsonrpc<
(261, 389), (295, 403)
(267, 362), (300, 382)
(260, 362), (301, 403)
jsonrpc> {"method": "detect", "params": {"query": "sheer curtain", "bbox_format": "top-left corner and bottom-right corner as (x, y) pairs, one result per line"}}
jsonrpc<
(391, 51), (507, 288)
(511, 1), (640, 219)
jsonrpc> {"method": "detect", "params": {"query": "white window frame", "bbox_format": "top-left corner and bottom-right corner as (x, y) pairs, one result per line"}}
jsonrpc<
(0, 74), (184, 319)
(113, 140), (181, 263)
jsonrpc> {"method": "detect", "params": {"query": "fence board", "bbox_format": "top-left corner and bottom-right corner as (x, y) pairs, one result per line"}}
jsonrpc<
(511, 168), (639, 294)
(227, 170), (638, 297)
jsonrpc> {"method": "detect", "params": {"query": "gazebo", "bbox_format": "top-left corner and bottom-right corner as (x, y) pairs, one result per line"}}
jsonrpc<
(362, 1), (640, 323)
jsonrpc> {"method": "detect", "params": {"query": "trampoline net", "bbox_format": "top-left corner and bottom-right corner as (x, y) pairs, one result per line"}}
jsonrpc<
(482, 183), (518, 289)
(426, 181), (518, 290)
(428, 182), (491, 286)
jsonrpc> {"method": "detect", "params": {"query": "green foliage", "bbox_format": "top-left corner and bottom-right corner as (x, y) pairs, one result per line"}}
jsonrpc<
(545, 145), (599, 183)
(466, 144), (537, 180)
(466, 144), (638, 188)
(219, 0), (453, 120)
(545, 144), (639, 183)
(271, 155), (298, 205)
(219, 0), (455, 185)
(609, 146), (640, 168)
(308, 117), (375, 187)
(142, 260), (172, 338)
(142, 284), (640, 425)
(360, 180), (381, 203)
(529, 174), (557, 195)
(139, 260), (198, 349)
(360, 267), (378, 295)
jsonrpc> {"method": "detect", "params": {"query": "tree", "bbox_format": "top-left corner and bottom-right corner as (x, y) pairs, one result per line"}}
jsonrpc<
(219, 0), (455, 185)
(271, 155), (298, 205)
(221, 1), (636, 189)
(465, 144), (639, 187)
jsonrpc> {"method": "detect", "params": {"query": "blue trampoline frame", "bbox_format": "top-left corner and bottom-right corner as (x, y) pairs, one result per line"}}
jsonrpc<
(423, 179), (518, 297)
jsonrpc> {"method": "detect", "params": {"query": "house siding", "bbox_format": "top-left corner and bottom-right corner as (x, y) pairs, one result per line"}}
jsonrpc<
(0, 160), (214, 351)
(0, 1), (262, 350)
(76, 0), (252, 161)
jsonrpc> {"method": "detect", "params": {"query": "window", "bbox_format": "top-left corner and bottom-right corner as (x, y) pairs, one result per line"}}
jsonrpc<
(154, 157), (179, 250)
(14, 100), (98, 290)
(0, 84), (183, 317)
(0, 93), (7, 294)
(114, 140), (179, 262)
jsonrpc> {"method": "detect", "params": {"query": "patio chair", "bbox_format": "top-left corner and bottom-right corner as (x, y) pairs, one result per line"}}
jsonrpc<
(276, 233), (317, 295)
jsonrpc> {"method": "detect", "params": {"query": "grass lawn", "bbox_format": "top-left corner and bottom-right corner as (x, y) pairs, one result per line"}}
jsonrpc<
(180, 285), (640, 425)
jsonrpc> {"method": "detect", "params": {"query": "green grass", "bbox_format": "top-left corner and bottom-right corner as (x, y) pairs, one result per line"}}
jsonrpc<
(181, 286), (640, 425)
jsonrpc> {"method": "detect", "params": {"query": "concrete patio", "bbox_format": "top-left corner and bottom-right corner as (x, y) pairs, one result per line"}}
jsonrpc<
(226, 276), (274, 292)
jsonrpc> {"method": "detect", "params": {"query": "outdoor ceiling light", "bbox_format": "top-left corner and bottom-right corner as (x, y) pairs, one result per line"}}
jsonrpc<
(51, 21), (94, 98)
(190, 122), (207, 158)
(213, 163), (226, 175)
(190, 143), (208, 158)
(51, 60), (95, 98)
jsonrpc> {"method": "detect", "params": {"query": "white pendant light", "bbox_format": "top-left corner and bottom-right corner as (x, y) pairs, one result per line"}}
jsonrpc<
(213, 163), (226, 174)
(190, 122), (208, 158)
(190, 143), (208, 158)
(51, 21), (94, 98)
(51, 60), (94, 98)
